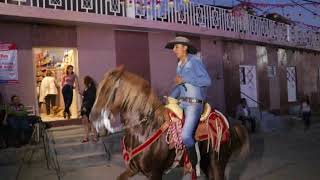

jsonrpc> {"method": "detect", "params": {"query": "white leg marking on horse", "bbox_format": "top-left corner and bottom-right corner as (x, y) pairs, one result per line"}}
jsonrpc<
(195, 142), (201, 176)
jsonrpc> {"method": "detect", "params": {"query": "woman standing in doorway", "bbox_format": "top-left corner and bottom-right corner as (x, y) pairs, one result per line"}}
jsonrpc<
(61, 65), (79, 119)
(80, 76), (98, 143)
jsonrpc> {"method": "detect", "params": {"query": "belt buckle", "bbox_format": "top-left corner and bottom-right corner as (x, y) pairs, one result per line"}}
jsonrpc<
(191, 99), (196, 103)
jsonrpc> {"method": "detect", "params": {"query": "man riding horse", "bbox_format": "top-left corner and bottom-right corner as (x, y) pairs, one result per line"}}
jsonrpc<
(165, 36), (212, 177)
(90, 36), (249, 180)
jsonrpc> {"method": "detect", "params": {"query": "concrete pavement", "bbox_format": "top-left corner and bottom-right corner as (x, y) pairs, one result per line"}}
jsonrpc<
(1, 117), (320, 180)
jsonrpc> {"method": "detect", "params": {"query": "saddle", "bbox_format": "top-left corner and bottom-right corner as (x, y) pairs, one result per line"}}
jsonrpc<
(165, 97), (211, 122)
(165, 97), (230, 151)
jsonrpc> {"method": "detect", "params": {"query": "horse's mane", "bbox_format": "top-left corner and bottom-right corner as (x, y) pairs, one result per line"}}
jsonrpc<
(95, 66), (162, 118)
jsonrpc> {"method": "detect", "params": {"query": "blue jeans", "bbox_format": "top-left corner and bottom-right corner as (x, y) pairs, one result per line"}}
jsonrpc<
(170, 86), (180, 99)
(180, 101), (203, 148)
(7, 116), (30, 130)
(62, 85), (73, 115)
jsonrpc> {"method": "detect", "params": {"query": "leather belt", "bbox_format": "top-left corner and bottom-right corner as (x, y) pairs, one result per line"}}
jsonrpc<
(178, 97), (204, 104)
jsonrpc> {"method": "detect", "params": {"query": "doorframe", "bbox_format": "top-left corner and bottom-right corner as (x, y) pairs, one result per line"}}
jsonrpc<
(32, 47), (80, 119)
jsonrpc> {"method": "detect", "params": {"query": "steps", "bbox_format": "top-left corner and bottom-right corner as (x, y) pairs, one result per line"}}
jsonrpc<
(46, 125), (110, 171)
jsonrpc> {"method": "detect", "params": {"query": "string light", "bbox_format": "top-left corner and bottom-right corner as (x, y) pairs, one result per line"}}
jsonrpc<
(128, 0), (133, 7)
(146, 0), (151, 9)
(183, 0), (189, 4)
(168, 0), (174, 8)
(156, 0), (161, 9)
(136, 0), (141, 7)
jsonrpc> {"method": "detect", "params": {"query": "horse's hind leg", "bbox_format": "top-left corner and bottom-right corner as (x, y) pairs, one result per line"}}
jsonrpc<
(117, 169), (137, 180)
(208, 162), (225, 180)
(207, 154), (226, 180)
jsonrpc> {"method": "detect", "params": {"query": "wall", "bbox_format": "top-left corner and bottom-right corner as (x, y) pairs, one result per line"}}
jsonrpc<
(223, 42), (241, 115)
(267, 47), (281, 111)
(201, 38), (225, 112)
(77, 25), (117, 89)
(32, 24), (77, 47)
(278, 49), (289, 113)
(256, 46), (270, 109)
(115, 30), (151, 82)
(299, 52), (320, 106)
(0, 22), (33, 106)
(148, 32), (176, 96)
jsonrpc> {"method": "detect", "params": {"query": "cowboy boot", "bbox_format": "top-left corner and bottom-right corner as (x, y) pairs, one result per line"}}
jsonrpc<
(187, 146), (198, 170)
(186, 146), (198, 180)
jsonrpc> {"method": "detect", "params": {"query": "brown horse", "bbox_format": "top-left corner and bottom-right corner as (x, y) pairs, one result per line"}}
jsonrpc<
(90, 66), (249, 180)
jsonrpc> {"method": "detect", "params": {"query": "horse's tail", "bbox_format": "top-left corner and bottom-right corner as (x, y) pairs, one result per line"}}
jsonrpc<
(231, 124), (250, 160)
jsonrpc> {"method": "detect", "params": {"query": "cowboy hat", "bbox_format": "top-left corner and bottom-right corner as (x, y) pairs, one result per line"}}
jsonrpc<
(165, 36), (198, 54)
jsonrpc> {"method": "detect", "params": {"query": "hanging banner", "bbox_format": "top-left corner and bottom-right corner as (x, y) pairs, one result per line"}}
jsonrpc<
(0, 43), (18, 84)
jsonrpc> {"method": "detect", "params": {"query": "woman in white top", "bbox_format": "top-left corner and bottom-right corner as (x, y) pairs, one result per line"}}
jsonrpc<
(40, 70), (58, 115)
(301, 96), (311, 131)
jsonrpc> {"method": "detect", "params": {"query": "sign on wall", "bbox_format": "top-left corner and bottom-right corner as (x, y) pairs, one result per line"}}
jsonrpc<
(267, 65), (277, 78)
(240, 65), (258, 108)
(287, 66), (297, 102)
(0, 43), (18, 84)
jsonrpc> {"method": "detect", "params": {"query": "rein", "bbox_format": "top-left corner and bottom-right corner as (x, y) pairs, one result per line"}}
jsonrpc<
(119, 103), (163, 131)
(122, 121), (170, 165)
(120, 104), (169, 165)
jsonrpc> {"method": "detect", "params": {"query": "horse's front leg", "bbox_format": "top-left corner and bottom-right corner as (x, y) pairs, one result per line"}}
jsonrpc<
(148, 169), (163, 180)
(117, 169), (137, 180)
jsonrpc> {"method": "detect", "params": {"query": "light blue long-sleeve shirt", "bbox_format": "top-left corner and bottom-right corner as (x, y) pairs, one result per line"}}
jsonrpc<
(170, 54), (212, 100)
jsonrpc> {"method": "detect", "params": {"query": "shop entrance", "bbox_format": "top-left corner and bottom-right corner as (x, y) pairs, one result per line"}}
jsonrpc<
(33, 48), (79, 121)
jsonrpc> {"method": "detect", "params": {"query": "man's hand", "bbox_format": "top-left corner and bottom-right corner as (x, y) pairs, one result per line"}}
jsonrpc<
(175, 76), (184, 85)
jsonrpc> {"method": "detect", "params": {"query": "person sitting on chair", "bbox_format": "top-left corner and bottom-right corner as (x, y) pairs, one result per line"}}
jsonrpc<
(165, 36), (212, 177)
(236, 98), (256, 133)
(7, 95), (32, 146)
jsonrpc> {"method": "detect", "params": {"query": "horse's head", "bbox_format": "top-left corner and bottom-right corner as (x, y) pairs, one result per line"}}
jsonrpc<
(90, 65), (125, 133)
(90, 65), (162, 133)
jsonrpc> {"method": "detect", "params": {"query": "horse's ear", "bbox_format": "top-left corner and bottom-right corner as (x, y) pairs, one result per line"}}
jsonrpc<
(116, 64), (125, 72)
(109, 64), (125, 80)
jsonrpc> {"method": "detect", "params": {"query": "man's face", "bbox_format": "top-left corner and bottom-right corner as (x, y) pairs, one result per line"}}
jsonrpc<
(13, 97), (20, 105)
(173, 44), (188, 59)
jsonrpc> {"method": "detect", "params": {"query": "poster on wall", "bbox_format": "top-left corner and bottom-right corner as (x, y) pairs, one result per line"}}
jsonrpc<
(267, 66), (276, 78)
(240, 65), (258, 108)
(0, 43), (18, 84)
(287, 66), (297, 102)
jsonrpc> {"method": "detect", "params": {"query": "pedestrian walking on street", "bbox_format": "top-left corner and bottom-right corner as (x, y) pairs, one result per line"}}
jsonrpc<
(301, 95), (311, 131)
